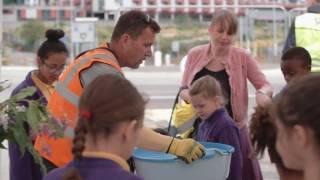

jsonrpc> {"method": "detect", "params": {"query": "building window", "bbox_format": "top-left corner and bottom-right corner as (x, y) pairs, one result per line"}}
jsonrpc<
(43, 10), (51, 20)
(176, 0), (184, 4)
(108, 14), (115, 20)
(148, 0), (156, 5)
(189, 0), (197, 4)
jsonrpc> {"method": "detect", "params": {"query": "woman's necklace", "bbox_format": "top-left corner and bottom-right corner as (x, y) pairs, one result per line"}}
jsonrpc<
(207, 46), (230, 71)
(206, 56), (225, 71)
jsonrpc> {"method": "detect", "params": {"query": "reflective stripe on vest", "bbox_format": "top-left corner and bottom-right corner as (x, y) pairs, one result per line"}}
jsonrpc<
(295, 13), (320, 71)
(55, 53), (118, 107)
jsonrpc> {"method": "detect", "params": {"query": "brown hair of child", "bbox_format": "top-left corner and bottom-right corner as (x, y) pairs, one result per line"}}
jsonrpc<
(62, 74), (146, 180)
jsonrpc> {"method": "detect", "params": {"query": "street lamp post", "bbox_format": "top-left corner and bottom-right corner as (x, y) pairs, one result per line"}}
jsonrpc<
(70, 0), (74, 60)
(0, 0), (3, 80)
(56, 0), (60, 28)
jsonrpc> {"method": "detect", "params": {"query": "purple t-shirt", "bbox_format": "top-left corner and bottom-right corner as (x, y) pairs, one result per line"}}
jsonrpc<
(196, 108), (243, 180)
(43, 157), (143, 180)
(9, 71), (47, 180)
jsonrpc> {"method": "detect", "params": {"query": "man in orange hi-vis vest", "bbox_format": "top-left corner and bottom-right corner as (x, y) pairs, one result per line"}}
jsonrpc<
(34, 10), (205, 170)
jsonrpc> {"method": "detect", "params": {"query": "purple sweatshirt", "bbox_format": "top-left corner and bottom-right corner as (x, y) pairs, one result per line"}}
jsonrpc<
(9, 71), (47, 180)
(196, 108), (243, 180)
(44, 157), (143, 180)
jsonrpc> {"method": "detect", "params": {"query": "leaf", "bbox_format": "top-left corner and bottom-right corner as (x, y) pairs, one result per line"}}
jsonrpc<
(0, 80), (10, 92)
(11, 87), (37, 102)
(26, 142), (47, 175)
(32, 101), (49, 123)
(1, 85), (60, 174)
(9, 120), (29, 156)
(0, 128), (8, 149)
(26, 102), (41, 134)
(0, 143), (6, 149)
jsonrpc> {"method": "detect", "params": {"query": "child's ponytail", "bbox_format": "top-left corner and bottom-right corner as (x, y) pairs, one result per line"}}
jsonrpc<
(72, 116), (88, 162)
(62, 116), (88, 180)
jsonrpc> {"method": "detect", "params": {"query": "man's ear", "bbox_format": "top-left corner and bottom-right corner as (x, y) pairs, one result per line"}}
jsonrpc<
(307, 65), (312, 71)
(119, 33), (130, 47)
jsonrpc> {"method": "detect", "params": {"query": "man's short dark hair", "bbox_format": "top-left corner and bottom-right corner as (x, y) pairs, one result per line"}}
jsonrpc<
(281, 47), (312, 67)
(111, 10), (161, 42)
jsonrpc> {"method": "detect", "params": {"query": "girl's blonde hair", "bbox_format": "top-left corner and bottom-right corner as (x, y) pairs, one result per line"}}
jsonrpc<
(189, 75), (224, 104)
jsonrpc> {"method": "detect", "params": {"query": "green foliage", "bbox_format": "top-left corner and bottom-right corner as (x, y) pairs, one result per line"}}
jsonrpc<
(96, 25), (113, 44)
(4, 0), (19, 5)
(19, 20), (47, 51)
(158, 23), (209, 57)
(0, 82), (65, 174)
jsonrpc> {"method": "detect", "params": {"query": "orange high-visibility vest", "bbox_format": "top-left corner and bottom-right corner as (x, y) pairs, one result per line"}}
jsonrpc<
(34, 45), (122, 167)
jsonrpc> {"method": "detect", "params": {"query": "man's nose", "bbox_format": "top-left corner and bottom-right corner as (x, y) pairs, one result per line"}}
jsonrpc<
(284, 75), (291, 82)
(146, 47), (152, 57)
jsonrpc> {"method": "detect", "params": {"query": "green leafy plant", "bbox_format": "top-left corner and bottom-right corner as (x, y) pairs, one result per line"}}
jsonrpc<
(18, 20), (46, 51)
(0, 81), (65, 174)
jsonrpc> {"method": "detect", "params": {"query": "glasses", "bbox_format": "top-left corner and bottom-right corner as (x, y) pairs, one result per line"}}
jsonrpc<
(144, 14), (151, 23)
(129, 14), (154, 27)
(43, 61), (65, 74)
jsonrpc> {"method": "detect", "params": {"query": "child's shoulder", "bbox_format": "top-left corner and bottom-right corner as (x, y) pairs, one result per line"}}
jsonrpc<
(88, 158), (143, 180)
(44, 159), (143, 180)
(107, 167), (143, 180)
(219, 111), (239, 132)
(207, 109), (238, 131)
(220, 118), (238, 132)
(43, 166), (68, 180)
(216, 109), (237, 126)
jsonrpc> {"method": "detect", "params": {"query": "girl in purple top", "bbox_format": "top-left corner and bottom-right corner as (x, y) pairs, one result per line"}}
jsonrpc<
(44, 74), (145, 180)
(9, 29), (68, 180)
(189, 76), (243, 180)
(180, 9), (271, 180)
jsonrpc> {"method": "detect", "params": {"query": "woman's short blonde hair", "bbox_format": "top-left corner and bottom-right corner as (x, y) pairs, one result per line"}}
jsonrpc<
(210, 9), (238, 35)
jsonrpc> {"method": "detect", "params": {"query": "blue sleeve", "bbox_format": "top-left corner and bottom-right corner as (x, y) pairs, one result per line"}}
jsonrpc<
(217, 127), (243, 180)
(9, 142), (42, 180)
(283, 20), (296, 54)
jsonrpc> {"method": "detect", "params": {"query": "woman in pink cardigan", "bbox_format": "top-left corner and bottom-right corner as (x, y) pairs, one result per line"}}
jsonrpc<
(180, 10), (273, 180)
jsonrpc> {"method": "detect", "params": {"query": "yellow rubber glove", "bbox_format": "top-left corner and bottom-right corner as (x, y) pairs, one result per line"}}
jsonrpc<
(167, 138), (205, 164)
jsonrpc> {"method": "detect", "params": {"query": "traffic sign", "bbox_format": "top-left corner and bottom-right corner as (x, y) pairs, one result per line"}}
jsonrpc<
(71, 22), (95, 43)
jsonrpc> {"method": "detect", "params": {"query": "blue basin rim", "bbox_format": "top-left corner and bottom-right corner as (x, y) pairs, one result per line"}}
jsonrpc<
(133, 142), (234, 162)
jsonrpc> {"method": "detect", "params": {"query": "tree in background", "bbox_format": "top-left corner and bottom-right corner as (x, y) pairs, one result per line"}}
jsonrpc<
(4, 0), (24, 5)
(19, 20), (46, 51)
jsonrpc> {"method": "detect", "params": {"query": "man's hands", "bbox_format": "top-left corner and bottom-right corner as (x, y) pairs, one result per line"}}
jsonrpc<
(167, 138), (205, 163)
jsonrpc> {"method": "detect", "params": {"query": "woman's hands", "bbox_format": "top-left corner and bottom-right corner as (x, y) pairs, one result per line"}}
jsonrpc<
(256, 90), (272, 107)
(179, 89), (191, 103)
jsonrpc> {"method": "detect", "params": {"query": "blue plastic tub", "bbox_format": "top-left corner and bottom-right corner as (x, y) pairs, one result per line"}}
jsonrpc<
(133, 142), (234, 180)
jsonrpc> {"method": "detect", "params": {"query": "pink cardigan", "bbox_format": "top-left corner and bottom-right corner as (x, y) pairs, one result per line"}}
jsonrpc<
(181, 44), (273, 128)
